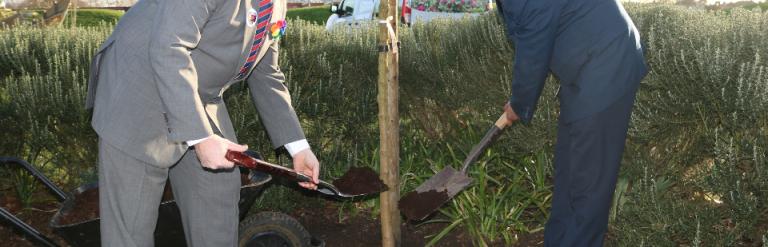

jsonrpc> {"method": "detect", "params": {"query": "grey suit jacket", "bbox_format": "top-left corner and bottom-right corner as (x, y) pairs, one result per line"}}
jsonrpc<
(86, 0), (305, 167)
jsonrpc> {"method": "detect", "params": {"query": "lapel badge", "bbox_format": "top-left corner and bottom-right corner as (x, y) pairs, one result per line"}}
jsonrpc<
(270, 20), (287, 41)
(246, 8), (258, 27)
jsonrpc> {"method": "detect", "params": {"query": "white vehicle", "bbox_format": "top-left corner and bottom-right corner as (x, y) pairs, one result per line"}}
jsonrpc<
(325, 0), (493, 30)
(325, 0), (383, 30)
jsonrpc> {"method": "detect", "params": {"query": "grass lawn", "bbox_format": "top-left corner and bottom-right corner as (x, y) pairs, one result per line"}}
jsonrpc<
(286, 6), (332, 25)
(62, 9), (124, 27)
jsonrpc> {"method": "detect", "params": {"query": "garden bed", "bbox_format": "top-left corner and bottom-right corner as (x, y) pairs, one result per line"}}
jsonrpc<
(0, 187), (543, 246)
(0, 191), (66, 247)
(286, 200), (543, 246)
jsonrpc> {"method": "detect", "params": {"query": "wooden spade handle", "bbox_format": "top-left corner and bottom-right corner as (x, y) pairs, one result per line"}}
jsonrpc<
(494, 112), (513, 129)
(460, 113), (512, 172)
(226, 150), (312, 183)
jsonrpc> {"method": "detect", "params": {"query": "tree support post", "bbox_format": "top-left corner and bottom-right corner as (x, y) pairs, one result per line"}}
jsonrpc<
(377, 0), (400, 246)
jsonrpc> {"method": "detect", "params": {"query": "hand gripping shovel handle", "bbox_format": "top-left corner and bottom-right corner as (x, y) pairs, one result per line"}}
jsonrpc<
(228, 150), (361, 198)
(226, 150), (313, 183)
(460, 112), (513, 172)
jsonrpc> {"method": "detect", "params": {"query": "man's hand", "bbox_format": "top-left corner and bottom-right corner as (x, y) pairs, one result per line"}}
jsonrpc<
(292, 149), (320, 190)
(503, 102), (521, 124)
(195, 135), (248, 170)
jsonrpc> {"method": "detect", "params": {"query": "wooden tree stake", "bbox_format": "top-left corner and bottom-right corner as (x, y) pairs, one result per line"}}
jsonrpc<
(377, 0), (400, 245)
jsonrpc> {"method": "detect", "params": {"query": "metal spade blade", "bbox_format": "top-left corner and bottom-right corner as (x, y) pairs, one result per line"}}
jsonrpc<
(398, 113), (512, 221)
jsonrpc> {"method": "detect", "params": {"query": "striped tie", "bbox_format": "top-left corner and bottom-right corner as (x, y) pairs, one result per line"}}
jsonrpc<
(234, 0), (273, 81)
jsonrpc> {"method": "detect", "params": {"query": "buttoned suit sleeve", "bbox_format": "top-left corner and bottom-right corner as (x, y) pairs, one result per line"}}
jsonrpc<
(247, 43), (307, 149)
(502, 0), (560, 124)
(148, 0), (215, 142)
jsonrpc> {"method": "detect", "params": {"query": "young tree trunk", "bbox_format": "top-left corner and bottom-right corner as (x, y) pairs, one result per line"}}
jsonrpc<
(43, 0), (71, 26)
(71, 0), (77, 28)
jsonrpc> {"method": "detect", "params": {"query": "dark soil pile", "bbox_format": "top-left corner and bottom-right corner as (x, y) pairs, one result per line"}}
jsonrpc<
(398, 190), (449, 220)
(289, 200), (545, 246)
(332, 167), (388, 195)
(289, 201), (473, 246)
(514, 231), (545, 246)
(0, 193), (65, 247)
(58, 188), (99, 225)
(240, 173), (252, 186)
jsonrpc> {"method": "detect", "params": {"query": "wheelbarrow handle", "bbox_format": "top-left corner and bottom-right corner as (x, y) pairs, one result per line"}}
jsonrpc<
(0, 157), (67, 202)
(460, 113), (512, 172)
(0, 157), (62, 247)
(0, 207), (59, 247)
(225, 151), (313, 183)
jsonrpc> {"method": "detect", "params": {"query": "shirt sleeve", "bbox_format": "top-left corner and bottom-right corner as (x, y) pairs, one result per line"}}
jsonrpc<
(186, 136), (211, 146)
(284, 139), (310, 157)
(501, 0), (560, 124)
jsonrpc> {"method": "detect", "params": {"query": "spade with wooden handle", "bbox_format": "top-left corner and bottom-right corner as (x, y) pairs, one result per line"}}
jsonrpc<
(398, 112), (513, 221)
(226, 150), (359, 198)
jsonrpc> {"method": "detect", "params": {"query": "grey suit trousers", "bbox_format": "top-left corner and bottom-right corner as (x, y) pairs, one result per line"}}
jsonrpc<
(98, 139), (241, 247)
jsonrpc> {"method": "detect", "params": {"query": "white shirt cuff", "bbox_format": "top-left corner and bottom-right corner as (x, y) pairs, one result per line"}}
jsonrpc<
(284, 139), (310, 157)
(186, 136), (211, 146)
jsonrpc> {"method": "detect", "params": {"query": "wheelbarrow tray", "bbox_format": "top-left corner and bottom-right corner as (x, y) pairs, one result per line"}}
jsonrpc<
(47, 168), (272, 247)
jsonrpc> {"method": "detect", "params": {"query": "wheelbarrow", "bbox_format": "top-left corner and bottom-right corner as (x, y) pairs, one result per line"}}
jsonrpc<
(0, 154), (323, 247)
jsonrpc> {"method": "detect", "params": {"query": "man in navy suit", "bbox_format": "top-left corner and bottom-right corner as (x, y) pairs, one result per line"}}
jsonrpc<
(496, 0), (648, 245)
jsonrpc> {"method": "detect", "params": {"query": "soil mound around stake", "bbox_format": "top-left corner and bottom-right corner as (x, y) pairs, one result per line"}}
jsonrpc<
(332, 167), (388, 195)
(398, 190), (449, 220)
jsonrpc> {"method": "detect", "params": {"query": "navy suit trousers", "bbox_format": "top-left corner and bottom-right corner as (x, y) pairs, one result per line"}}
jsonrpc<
(544, 88), (637, 247)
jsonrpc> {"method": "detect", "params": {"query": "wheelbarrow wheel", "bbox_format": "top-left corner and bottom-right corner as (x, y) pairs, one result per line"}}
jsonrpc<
(238, 211), (312, 247)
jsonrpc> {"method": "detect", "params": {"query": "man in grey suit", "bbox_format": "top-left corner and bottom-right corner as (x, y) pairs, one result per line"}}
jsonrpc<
(85, 0), (320, 245)
(496, 0), (647, 246)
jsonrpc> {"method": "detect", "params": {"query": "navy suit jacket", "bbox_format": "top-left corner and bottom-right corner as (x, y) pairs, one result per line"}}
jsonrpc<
(498, 0), (648, 123)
